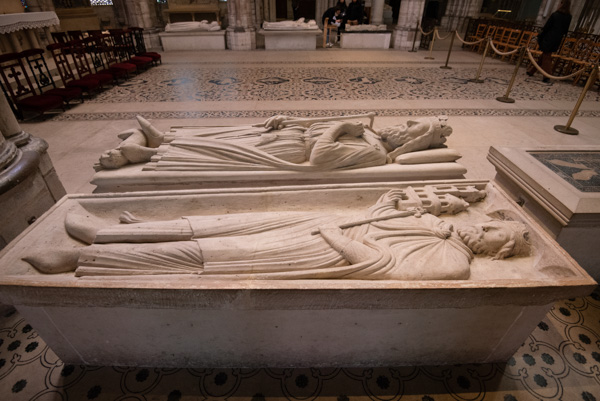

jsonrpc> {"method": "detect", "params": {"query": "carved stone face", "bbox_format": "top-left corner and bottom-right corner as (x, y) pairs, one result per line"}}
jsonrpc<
(99, 149), (129, 169)
(456, 221), (514, 256)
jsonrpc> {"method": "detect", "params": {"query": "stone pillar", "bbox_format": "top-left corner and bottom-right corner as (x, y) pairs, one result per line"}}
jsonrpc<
(8, 32), (23, 53)
(536, 0), (555, 25)
(391, 0), (426, 50)
(0, 89), (66, 250)
(26, 29), (42, 50)
(370, 0), (385, 25)
(227, 0), (257, 50)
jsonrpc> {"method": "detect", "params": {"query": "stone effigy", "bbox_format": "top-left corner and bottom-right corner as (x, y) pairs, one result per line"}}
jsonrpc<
(164, 21), (221, 32)
(262, 18), (319, 30)
(96, 114), (456, 172)
(345, 24), (388, 31)
(0, 181), (595, 367)
(24, 184), (532, 280)
(91, 114), (467, 191)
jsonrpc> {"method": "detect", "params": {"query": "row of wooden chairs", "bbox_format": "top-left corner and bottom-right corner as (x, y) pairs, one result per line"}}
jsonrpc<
(0, 29), (161, 119)
(467, 23), (539, 62)
(467, 23), (600, 85)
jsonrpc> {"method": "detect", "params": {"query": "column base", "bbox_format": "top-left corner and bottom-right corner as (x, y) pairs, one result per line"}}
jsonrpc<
(391, 28), (419, 50)
(226, 27), (256, 50)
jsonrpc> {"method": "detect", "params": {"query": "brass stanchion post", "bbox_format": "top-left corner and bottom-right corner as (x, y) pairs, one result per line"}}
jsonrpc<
(425, 28), (436, 60)
(440, 31), (456, 70)
(468, 38), (489, 83)
(409, 21), (419, 52)
(496, 47), (525, 103)
(554, 65), (598, 135)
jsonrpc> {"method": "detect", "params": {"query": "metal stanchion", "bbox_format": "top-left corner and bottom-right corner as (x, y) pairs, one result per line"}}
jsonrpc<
(440, 31), (456, 70)
(468, 38), (489, 83)
(409, 21), (419, 52)
(554, 65), (598, 135)
(425, 28), (436, 60)
(496, 47), (525, 103)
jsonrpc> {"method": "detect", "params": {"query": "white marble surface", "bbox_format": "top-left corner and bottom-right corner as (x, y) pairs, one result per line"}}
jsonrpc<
(0, 181), (595, 367)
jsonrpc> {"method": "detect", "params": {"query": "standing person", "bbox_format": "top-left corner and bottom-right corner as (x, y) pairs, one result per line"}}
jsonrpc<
(527, 0), (572, 83)
(345, 0), (364, 25)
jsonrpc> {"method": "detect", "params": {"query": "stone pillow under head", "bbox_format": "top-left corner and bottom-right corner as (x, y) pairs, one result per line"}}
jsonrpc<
(394, 148), (462, 164)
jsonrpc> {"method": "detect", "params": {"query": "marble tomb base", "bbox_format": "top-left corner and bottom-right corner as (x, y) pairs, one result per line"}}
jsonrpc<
(0, 181), (594, 367)
(159, 31), (226, 51)
(92, 161), (466, 192)
(488, 146), (600, 281)
(340, 32), (392, 49)
(258, 29), (321, 50)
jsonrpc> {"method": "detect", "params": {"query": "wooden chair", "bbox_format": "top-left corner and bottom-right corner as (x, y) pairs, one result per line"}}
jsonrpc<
(19, 48), (83, 106)
(552, 37), (579, 75)
(108, 29), (153, 71)
(51, 31), (68, 44)
(128, 27), (162, 65)
(0, 53), (64, 119)
(466, 23), (486, 51)
(88, 35), (137, 81)
(322, 18), (338, 48)
(66, 40), (114, 87)
(495, 28), (521, 60)
(46, 43), (102, 96)
(571, 40), (599, 84)
(475, 25), (496, 53)
(67, 30), (84, 41)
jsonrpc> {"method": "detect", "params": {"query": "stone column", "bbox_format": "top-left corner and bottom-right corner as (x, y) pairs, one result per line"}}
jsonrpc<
(370, 0), (385, 25)
(391, 0), (426, 50)
(8, 32), (23, 53)
(0, 90), (66, 250)
(227, 0), (257, 50)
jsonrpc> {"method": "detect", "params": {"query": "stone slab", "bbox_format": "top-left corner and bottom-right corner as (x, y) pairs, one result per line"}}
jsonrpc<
(340, 32), (392, 49)
(159, 31), (226, 51)
(0, 180), (595, 367)
(488, 145), (600, 280)
(258, 29), (321, 50)
(92, 162), (467, 192)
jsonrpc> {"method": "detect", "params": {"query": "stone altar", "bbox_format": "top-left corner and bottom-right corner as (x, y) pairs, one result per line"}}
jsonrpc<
(258, 28), (322, 50)
(488, 145), (600, 281)
(91, 114), (467, 192)
(340, 31), (392, 49)
(159, 30), (225, 51)
(0, 181), (595, 367)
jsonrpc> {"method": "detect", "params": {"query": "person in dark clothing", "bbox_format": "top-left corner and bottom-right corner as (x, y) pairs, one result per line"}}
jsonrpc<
(322, 6), (342, 46)
(336, 0), (347, 14)
(527, 0), (572, 82)
(322, 6), (342, 25)
(345, 0), (364, 25)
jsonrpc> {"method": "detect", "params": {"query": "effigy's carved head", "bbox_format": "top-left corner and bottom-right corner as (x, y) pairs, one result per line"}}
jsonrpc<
(378, 116), (452, 151)
(457, 220), (531, 260)
(99, 149), (129, 169)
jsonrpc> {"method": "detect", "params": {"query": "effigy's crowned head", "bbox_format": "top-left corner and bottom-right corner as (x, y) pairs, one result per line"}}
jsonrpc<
(456, 220), (530, 260)
(378, 116), (453, 150)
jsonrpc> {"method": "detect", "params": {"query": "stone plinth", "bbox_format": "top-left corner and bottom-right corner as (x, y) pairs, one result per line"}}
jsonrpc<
(340, 31), (392, 49)
(159, 30), (226, 50)
(488, 146), (600, 281)
(259, 29), (321, 50)
(0, 181), (594, 367)
(92, 162), (466, 192)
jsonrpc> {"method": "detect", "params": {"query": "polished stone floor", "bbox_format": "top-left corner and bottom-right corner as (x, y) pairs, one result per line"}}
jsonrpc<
(2, 47), (600, 400)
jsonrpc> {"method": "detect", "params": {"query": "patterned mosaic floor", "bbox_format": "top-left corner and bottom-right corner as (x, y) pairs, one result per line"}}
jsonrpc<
(48, 56), (600, 122)
(1, 287), (600, 401)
